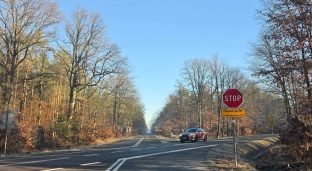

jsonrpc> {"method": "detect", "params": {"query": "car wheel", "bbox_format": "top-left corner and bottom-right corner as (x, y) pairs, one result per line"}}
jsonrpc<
(203, 137), (207, 142)
(180, 140), (184, 143)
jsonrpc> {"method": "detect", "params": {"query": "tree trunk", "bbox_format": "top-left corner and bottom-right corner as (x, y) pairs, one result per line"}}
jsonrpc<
(3, 57), (15, 113)
(198, 103), (202, 128)
(13, 65), (19, 109)
(216, 108), (221, 138)
(113, 92), (117, 132)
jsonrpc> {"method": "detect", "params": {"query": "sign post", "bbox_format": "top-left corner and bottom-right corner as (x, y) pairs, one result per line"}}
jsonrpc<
(221, 88), (244, 167)
(232, 118), (237, 166)
(269, 114), (274, 137)
(0, 111), (16, 157)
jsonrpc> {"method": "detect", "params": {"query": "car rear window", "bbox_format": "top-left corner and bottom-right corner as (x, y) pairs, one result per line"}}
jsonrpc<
(186, 128), (197, 132)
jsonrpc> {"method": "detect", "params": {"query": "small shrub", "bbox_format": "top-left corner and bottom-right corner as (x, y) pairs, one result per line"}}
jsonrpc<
(279, 117), (312, 165)
(165, 132), (173, 138)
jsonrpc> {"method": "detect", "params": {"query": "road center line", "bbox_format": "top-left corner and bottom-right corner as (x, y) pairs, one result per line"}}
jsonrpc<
(130, 148), (141, 151)
(82, 154), (99, 156)
(80, 162), (101, 166)
(62, 151), (85, 155)
(0, 157), (70, 167)
(146, 147), (156, 149)
(106, 144), (217, 171)
(125, 144), (218, 160)
(42, 168), (64, 171)
(111, 151), (124, 153)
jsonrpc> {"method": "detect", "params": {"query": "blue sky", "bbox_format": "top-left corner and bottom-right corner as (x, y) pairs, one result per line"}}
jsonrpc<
(54, 0), (262, 128)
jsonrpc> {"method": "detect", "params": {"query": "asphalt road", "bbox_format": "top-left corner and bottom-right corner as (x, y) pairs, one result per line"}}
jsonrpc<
(0, 134), (272, 171)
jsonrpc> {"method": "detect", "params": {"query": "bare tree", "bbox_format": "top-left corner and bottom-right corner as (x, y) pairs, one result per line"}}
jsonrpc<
(209, 55), (246, 138)
(248, 33), (293, 120)
(209, 55), (225, 138)
(248, 0), (312, 164)
(0, 0), (62, 112)
(55, 8), (126, 125)
(106, 70), (131, 132)
(255, 0), (312, 119)
(181, 58), (211, 128)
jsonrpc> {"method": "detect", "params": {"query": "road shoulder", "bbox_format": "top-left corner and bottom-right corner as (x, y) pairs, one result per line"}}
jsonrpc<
(154, 134), (279, 170)
(205, 137), (278, 170)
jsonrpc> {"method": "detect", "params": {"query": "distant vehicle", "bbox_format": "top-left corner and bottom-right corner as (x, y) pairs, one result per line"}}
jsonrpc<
(179, 128), (207, 143)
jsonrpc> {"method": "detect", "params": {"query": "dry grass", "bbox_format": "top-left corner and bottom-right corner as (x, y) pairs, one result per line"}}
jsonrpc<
(205, 144), (256, 171)
(204, 137), (279, 171)
(95, 138), (119, 145)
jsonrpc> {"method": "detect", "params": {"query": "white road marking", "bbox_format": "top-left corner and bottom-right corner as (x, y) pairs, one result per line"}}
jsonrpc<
(42, 168), (64, 171)
(146, 147), (156, 149)
(106, 144), (217, 171)
(0, 152), (83, 162)
(111, 151), (124, 153)
(62, 151), (85, 155)
(80, 162), (101, 166)
(82, 154), (99, 156)
(106, 159), (123, 171)
(125, 144), (217, 160)
(130, 148), (141, 151)
(160, 141), (169, 143)
(0, 157), (70, 167)
(132, 138), (144, 147)
(113, 159), (126, 171)
(88, 146), (133, 151)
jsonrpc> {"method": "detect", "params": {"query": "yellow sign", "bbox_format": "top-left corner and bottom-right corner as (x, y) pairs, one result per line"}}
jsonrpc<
(269, 114), (274, 126)
(221, 108), (245, 118)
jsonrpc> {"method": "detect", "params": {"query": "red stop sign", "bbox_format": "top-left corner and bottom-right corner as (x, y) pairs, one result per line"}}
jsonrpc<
(222, 88), (243, 108)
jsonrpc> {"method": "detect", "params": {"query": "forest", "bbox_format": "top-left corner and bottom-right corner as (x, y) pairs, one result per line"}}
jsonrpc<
(151, 0), (312, 165)
(0, 0), (147, 155)
(0, 0), (312, 166)
(151, 56), (285, 138)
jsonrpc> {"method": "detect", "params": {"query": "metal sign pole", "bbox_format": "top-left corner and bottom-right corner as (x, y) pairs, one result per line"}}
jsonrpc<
(232, 118), (237, 167)
(4, 111), (8, 157)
